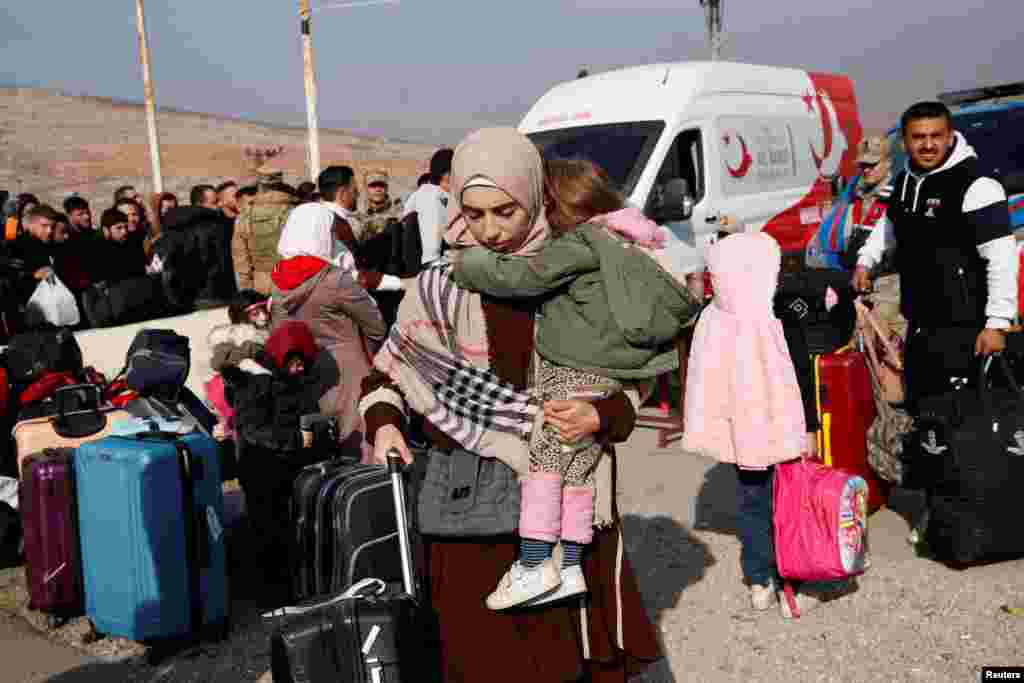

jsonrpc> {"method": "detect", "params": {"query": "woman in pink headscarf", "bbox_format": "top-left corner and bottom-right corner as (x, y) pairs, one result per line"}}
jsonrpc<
(360, 128), (660, 681)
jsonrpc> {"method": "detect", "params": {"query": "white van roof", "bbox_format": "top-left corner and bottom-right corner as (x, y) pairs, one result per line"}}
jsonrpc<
(520, 61), (829, 133)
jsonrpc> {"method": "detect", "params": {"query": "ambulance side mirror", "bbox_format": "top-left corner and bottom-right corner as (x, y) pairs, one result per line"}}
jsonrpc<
(650, 178), (695, 222)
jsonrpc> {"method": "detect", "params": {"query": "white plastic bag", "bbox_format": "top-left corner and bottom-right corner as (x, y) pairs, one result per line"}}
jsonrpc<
(0, 477), (18, 510)
(25, 274), (81, 328)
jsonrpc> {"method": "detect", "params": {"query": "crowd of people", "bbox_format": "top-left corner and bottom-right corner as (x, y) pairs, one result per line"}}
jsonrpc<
(0, 149), (452, 335)
(1, 96), (1015, 681)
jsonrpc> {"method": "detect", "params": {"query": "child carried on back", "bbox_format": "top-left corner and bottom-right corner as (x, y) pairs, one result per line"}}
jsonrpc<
(206, 290), (272, 444)
(451, 159), (704, 610)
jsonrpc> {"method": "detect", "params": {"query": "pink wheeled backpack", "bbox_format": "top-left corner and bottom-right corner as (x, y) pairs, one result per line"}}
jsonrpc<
(774, 458), (870, 616)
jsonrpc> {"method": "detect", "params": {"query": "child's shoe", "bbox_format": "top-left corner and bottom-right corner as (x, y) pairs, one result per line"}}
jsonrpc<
(749, 579), (777, 611)
(486, 559), (561, 611)
(528, 565), (588, 606)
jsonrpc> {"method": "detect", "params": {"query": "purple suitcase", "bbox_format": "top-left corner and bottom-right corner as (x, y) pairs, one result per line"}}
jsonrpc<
(19, 448), (84, 619)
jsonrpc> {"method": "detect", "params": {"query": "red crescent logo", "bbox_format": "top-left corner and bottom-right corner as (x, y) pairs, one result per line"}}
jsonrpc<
(809, 89), (834, 170)
(725, 133), (753, 178)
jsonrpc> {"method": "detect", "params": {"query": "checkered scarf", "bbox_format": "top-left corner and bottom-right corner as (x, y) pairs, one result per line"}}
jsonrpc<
(372, 262), (537, 473)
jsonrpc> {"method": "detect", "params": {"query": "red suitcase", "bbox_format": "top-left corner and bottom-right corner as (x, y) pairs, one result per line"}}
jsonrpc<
(814, 347), (891, 513)
(19, 447), (84, 620)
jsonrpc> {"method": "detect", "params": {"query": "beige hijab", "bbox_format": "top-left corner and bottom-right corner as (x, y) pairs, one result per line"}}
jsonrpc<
(366, 128), (619, 526)
(443, 127), (550, 256)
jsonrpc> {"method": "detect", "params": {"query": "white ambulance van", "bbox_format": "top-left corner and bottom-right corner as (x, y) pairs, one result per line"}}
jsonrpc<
(519, 61), (864, 260)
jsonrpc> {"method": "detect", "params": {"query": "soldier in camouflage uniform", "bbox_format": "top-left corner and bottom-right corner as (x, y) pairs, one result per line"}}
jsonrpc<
(355, 169), (403, 242)
(232, 165), (299, 295)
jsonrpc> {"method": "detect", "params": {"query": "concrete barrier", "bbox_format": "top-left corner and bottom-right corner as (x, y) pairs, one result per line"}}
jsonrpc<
(74, 307), (230, 399)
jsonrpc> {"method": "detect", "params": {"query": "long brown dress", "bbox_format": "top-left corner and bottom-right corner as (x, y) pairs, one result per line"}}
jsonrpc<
(363, 296), (662, 682)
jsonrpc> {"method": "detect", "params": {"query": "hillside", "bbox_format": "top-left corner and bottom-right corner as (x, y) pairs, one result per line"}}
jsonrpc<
(0, 88), (437, 208)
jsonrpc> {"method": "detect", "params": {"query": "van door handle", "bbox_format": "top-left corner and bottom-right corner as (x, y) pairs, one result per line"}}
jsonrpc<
(705, 215), (719, 224)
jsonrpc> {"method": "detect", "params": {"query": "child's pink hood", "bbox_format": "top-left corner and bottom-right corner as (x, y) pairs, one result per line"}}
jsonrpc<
(591, 207), (704, 284)
(681, 233), (806, 468)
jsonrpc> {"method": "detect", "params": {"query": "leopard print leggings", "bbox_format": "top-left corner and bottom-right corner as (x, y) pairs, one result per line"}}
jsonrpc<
(531, 358), (621, 486)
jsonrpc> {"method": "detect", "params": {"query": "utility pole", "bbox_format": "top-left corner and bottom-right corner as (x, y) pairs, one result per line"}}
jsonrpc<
(297, 0), (400, 182)
(135, 0), (164, 193)
(699, 0), (724, 61)
(299, 0), (321, 181)
(296, 0), (399, 181)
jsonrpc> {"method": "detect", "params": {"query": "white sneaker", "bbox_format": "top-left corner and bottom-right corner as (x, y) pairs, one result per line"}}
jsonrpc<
(749, 580), (777, 611)
(486, 559), (561, 611)
(529, 565), (588, 606)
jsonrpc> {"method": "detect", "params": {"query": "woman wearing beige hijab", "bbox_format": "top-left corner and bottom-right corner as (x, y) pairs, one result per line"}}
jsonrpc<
(360, 128), (660, 682)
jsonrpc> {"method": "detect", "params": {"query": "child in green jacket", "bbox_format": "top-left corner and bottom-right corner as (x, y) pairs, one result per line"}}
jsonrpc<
(452, 159), (703, 610)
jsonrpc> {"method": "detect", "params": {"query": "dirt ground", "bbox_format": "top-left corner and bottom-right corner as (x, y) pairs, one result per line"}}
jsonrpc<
(1, 418), (1021, 682)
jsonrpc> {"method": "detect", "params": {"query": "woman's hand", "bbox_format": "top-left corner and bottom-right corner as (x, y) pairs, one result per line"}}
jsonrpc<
(543, 400), (601, 444)
(372, 424), (414, 465)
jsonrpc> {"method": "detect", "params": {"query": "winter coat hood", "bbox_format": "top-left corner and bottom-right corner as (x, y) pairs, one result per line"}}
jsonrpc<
(264, 320), (318, 371)
(896, 132), (978, 214)
(903, 131), (976, 178)
(208, 322), (269, 349)
(272, 265), (327, 316)
(208, 323), (269, 372)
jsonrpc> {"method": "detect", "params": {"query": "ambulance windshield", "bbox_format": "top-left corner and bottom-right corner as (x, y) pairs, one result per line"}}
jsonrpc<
(527, 121), (665, 195)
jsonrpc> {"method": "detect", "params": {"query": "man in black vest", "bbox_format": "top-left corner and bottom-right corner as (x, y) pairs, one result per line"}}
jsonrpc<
(853, 101), (1016, 409)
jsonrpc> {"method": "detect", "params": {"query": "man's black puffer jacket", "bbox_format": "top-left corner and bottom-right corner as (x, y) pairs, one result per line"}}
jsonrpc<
(156, 206), (237, 309)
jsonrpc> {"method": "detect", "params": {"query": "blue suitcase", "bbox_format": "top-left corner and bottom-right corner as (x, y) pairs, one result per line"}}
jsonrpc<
(75, 431), (228, 641)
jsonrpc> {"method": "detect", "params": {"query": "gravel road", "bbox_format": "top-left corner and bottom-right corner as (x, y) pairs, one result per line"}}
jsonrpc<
(2, 420), (1021, 682)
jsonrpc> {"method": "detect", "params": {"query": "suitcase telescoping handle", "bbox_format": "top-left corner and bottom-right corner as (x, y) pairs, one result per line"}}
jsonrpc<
(387, 448), (416, 599)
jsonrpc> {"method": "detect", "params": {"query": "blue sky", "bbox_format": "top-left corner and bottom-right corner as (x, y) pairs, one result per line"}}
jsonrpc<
(1, 1), (1020, 143)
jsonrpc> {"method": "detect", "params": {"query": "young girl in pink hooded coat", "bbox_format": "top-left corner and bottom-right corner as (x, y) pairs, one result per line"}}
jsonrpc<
(683, 232), (855, 617)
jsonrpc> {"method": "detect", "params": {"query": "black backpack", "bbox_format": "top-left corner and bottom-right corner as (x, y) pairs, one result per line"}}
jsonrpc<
(5, 329), (84, 386)
(123, 329), (191, 401)
(776, 270), (857, 355)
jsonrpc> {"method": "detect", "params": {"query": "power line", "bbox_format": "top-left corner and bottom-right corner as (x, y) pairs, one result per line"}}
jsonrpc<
(312, 0), (400, 13)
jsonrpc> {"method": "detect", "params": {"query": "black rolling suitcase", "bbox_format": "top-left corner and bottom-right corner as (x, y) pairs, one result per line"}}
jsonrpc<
(291, 460), (405, 601)
(291, 458), (353, 600)
(270, 450), (439, 683)
(323, 464), (405, 594)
